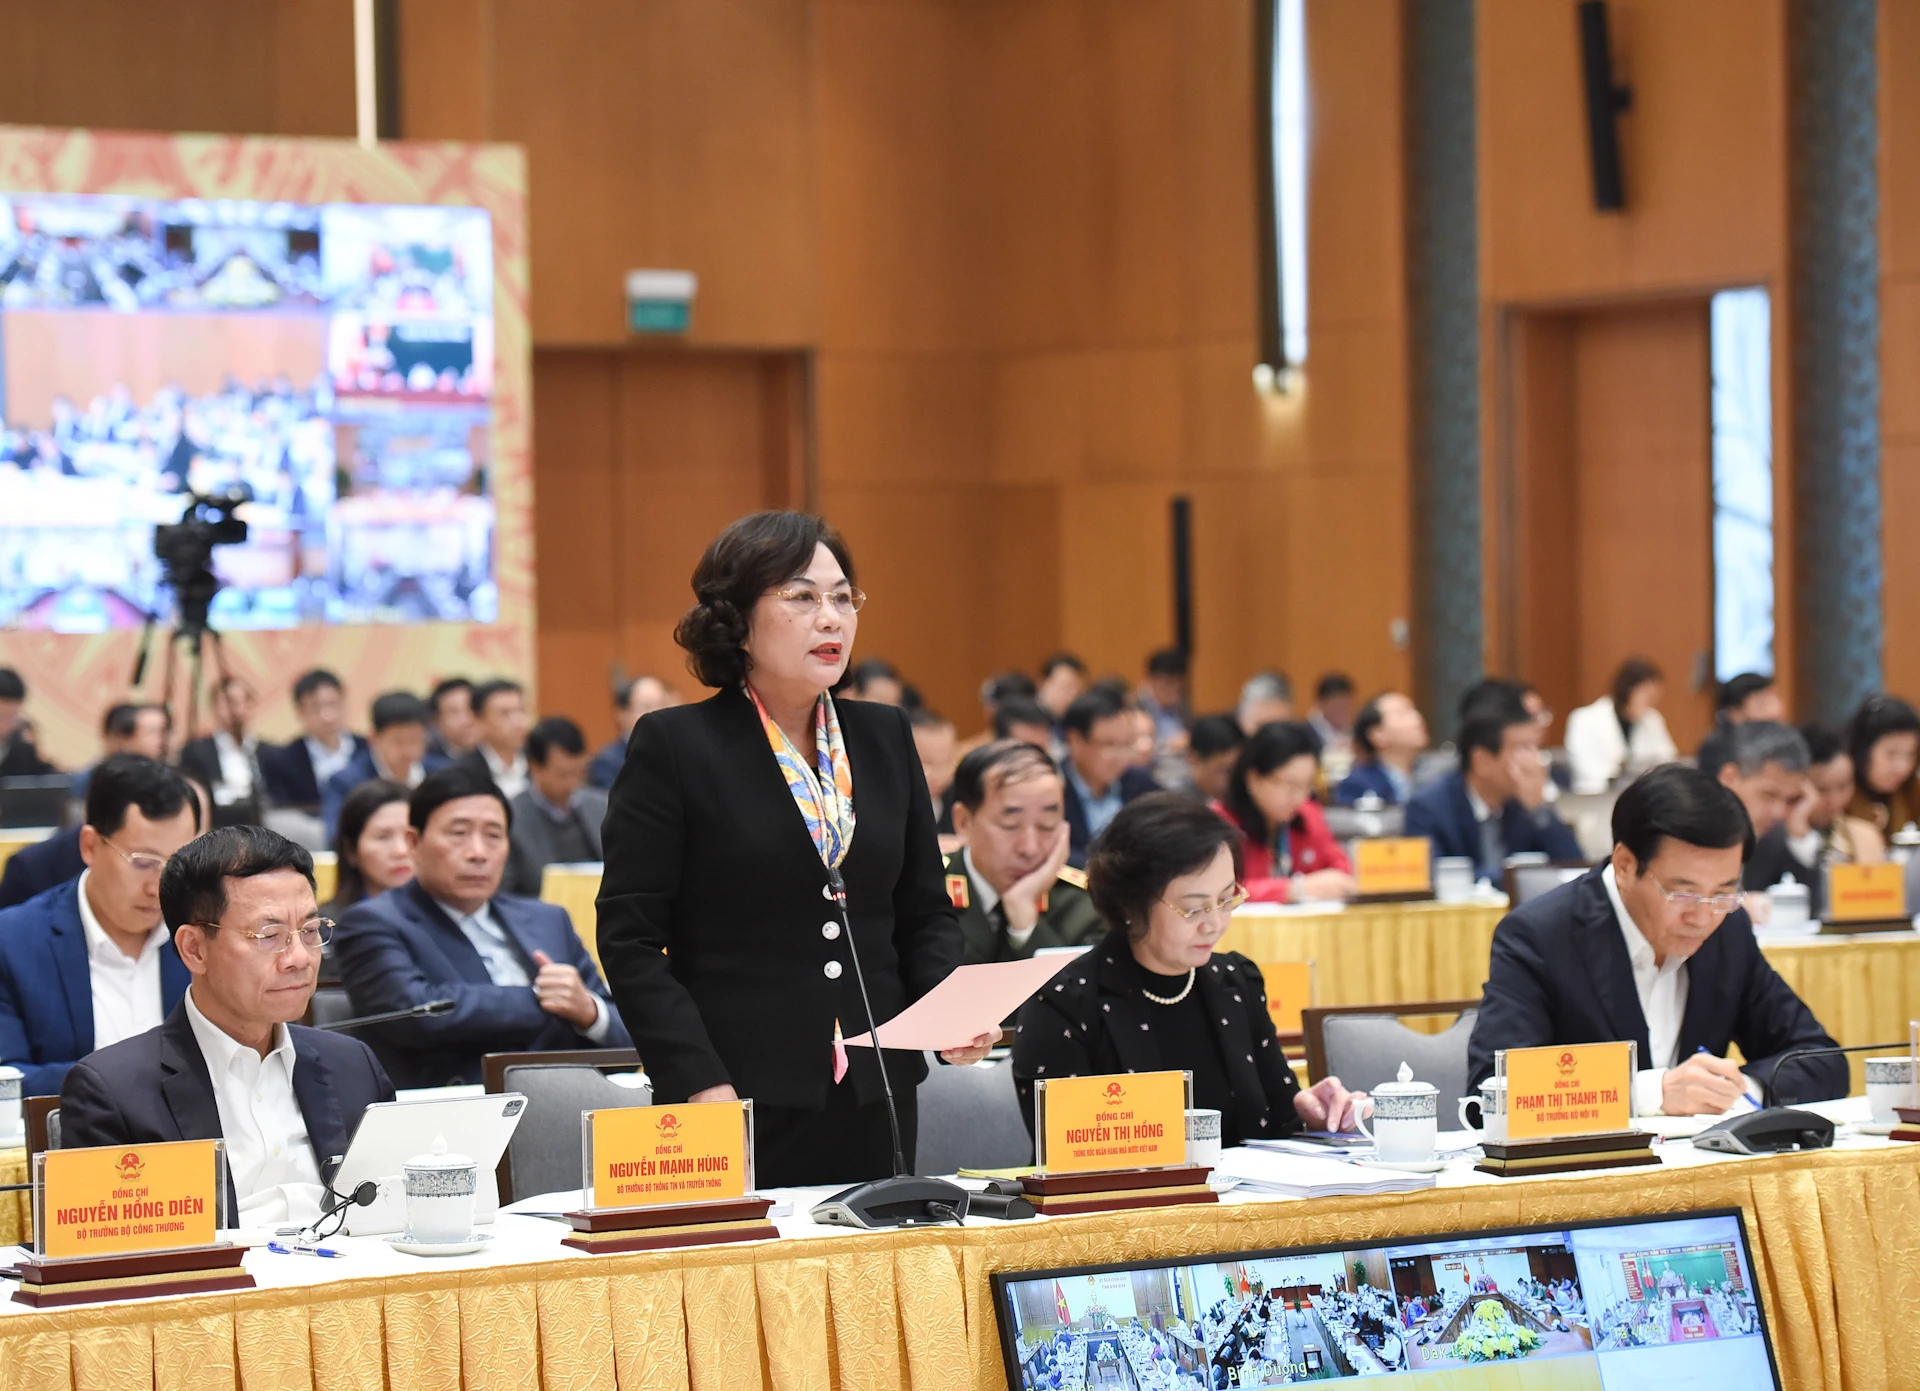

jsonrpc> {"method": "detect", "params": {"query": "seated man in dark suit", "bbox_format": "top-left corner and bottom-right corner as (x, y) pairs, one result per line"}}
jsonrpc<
(455, 678), (532, 799)
(0, 824), (84, 910)
(1468, 764), (1844, 1114)
(0, 757), (200, 1095)
(503, 717), (606, 896)
(71, 702), (168, 802)
(179, 676), (265, 827)
(333, 764), (630, 1088)
(1714, 721), (1811, 921)
(588, 675), (678, 790)
(258, 669), (361, 813)
(1059, 686), (1158, 868)
(1404, 687), (1580, 882)
(945, 740), (1101, 963)
(1334, 691), (1428, 806)
(61, 825), (394, 1226)
(320, 691), (446, 838)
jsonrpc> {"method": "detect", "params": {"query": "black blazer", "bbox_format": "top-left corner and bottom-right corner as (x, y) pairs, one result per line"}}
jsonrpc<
(597, 688), (961, 1109)
(60, 1001), (394, 1215)
(1466, 867), (1846, 1103)
(1061, 763), (1159, 869)
(1009, 928), (1303, 1147)
(0, 825), (84, 910)
(259, 735), (359, 812)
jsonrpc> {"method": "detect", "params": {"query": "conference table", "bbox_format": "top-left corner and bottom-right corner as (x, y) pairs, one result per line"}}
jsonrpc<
(0, 1099), (1914, 1391)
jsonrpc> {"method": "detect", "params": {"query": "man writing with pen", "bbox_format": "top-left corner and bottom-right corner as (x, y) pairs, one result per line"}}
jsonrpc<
(1467, 764), (1846, 1116)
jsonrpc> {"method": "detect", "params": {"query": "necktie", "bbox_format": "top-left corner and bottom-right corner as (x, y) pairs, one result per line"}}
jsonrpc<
(1479, 813), (1506, 881)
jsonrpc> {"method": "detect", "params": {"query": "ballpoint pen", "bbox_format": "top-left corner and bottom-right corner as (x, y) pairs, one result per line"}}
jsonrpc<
(267, 1241), (345, 1258)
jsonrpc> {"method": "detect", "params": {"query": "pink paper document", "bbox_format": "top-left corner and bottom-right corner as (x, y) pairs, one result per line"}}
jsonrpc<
(841, 951), (1086, 1051)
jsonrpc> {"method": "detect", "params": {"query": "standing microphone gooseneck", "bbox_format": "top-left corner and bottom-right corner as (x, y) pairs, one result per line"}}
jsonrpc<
(1761, 1040), (1909, 1108)
(809, 867), (970, 1229)
(1693, 1040), (1904, 1156)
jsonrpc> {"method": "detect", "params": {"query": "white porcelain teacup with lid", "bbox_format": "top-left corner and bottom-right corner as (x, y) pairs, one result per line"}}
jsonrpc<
(402, 1135), (479, 1245)
(1355, 1062), (1439, 1163)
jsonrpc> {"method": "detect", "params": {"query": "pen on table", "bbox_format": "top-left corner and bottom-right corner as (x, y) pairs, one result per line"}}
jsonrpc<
(267, 1241), (344, 1258)
(1696, 1046), (1762, 1110)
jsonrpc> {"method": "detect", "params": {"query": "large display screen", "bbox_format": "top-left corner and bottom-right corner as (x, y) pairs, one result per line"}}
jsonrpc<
(0, 191), (495, 632)
(990, 1209), (1777, 1390)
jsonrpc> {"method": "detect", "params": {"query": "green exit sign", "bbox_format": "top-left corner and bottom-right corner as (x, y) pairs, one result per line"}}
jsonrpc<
(626, 269), (696, 335)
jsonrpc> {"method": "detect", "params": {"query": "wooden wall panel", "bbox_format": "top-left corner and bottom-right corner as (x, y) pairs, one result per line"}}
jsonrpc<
(1883, 0), (1920, 697)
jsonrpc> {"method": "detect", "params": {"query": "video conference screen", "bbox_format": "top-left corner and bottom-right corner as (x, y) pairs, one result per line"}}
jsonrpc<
(0, 192), (495, 632)
(991, 1209), (1777, 1390)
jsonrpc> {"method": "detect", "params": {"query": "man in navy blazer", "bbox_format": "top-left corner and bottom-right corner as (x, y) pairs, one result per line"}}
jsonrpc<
(1468, 765), (1844, 1114)
(318, 691), (447, 837)
(0, 824), (84, 910)
(0, 757), (201, 1095)
(62, 825), (393, 1224)
(332, 764), (630, 1089)
(1058, 686), (1159, 868)
(1405, 687), (1580, 881)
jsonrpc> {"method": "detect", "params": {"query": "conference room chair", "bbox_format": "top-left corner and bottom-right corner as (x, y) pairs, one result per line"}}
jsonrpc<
(25, 1094), (60, 1168)
(304, 986), (356, 1029)
(914, 1053), (1032, 1175)
(481, 1048), (643, 1204)
(1505, 861), (1592, 906)
(1322, 804), (1406, 840)
(1302, 1000), (1480, 1126)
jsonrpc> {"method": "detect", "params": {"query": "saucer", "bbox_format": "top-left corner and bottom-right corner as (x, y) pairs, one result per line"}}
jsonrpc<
(1354, 1154), (1451, 1174)
(387, 1231), (491, 1257)
(1850, 1119), (1899, 1137)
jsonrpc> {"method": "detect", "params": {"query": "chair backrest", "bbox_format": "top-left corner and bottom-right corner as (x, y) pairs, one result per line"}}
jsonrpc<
(306, 987), (357, 1029)
(1323, 805), (1407, 840)
(1313, 1009), (1480, 1124)
(496, 1060), (650, 1204)
(1505, 862), (1591, 906)
(914, 1053), (1032, 1175)
(25, 1095), (60, 1167)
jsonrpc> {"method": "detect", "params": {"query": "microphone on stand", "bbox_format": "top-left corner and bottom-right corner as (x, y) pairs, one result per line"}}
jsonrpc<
(809, 867), (971, 1229)
(315, 998), (455, 1032)
(1760, 1040), (1908, 1107)
(1693, 1040), (1903, 1156)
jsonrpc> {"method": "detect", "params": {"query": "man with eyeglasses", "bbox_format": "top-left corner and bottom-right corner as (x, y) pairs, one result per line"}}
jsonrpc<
(1060, 686), (1160, 869)
(1467, 764), (1844, 1115)
(60, 825), (393, 1226)
(0, 756), (200, 1096)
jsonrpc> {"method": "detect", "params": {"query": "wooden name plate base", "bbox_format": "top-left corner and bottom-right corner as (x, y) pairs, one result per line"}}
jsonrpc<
(1020, 1166), (1218, 1216)
(561, 1196), (779, 1254)
(1818, 917), (1913, 935)
(12, 1244), (253, 1307)
(1474, 1130), (1658, 1178)
(1888, 1105), (1920, 1142)
(1349, 891), (1436, 905)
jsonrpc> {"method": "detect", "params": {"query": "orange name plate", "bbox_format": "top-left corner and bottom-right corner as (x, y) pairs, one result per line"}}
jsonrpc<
(1258, 960), (1313, 1034)
(1035, 1070), (1189, 1174)
(38, 1140), (220, 1260)
(1500, 1042), (1634, 1142)
(1826, 863), (1908, 922)
(1353, 837), (1433, 897)
(586, 1101), (750, 1209)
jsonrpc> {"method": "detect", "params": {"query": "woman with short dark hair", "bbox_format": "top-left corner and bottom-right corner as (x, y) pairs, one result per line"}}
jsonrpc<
(1011, 792), (1366, 1147)
(596, 510), (985, 1187)
(1215, 721), (1353, 903)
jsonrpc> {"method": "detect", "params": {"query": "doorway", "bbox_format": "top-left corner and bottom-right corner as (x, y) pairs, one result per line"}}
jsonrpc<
(1498, 298), (1716, 750)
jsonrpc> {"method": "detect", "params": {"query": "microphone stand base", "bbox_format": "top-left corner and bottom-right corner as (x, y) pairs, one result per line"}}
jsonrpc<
(810, 1175), (971, 1229)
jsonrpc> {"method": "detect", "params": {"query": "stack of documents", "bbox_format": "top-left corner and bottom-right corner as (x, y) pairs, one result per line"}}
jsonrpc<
(1213, 1148), (1437, 1198)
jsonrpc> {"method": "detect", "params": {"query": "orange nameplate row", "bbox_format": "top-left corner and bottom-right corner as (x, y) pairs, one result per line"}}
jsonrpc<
(39, 1140), (220, 1260)
(1353, 837), (1432, 896)
(1501, 1041), (1634, 1142)
(1035, 1070), (1188, 1174)
(588, 1102), (750, 1209)
(1257, 960), (1313, 1034)
(1826, 863), (1908, 922)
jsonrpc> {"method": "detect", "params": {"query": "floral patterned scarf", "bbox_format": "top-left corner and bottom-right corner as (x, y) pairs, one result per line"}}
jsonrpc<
(748, 686), (856, 871)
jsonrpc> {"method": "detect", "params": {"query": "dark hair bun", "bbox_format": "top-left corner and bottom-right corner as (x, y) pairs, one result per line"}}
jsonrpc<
(674, 511), (855, 690)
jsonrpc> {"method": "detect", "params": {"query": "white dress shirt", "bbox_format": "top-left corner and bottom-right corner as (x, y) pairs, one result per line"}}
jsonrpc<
(371, 748), (427, 789)
(212, 731), (258, 802)
(963, 847), (1038, 951)
(478, 744), (529, 800)
(74, 871), (168, 1049)
(182, 987), (324, 1227)
(432, 896), (611, 1042)
(1602, 863), (1690, 1114)
(304, 733), (357, 789)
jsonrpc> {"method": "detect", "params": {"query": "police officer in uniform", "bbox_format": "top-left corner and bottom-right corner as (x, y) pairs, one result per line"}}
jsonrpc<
(945, 739), (1105, 963)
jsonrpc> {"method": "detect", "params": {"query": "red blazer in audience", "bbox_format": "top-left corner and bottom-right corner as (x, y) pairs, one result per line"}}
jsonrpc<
(1210, 798), (1349, 904)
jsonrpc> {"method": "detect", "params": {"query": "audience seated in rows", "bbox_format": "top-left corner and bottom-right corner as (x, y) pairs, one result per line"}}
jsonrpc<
(1037, 652), (1088, 724)
(1307, 672), (1358, 764)
(321, 779), (414, 920)
(72, 703), (169, 800)
(1843, 695), (1920, 859)
(1334, 691), (1428, 806)
(1185, 715), (1245, 804)
(908, 706), (959, 832)
(59, 825), (394, 1227)
(1215, 721), (1353, 903)
(426, 677), (480, 762)
(259, 669), (361, 814)
(320, 691), (445, 836)
(332, 764), (629, 1089)
(177, 676), (263, 824)
(1405, 684), (1580, 882)
(1714, 722), (1812, 919)
(0, 668), (54, 776)
(503, 717), (606, 897)
(946, 740), (1100, 963)
(1565, 657), (1680, 795)
(1694, 672), (1784, 776)
(0, 821), (83, 910)
(1236, 670), (1294, 735)
(589, 674), (680, 789)
(992, 697), (1055, 752)
(1060, 686), (1158, 868)
(457, 678), (532, 799)
(846, 658), (907, 706)
(0, 757), (201, 1095)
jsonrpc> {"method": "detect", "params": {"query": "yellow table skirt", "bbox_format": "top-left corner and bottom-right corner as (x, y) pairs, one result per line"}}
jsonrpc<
(0, 1147), (24, 1248)
(1, 1144), (1917, 1391)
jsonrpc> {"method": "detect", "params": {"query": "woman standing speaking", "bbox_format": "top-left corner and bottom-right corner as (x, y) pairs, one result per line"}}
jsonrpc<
(598, 512), (987, 1187)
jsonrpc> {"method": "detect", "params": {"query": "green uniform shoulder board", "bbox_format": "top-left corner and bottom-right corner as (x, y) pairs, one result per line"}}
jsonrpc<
(1056, 865), (1088, 890)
